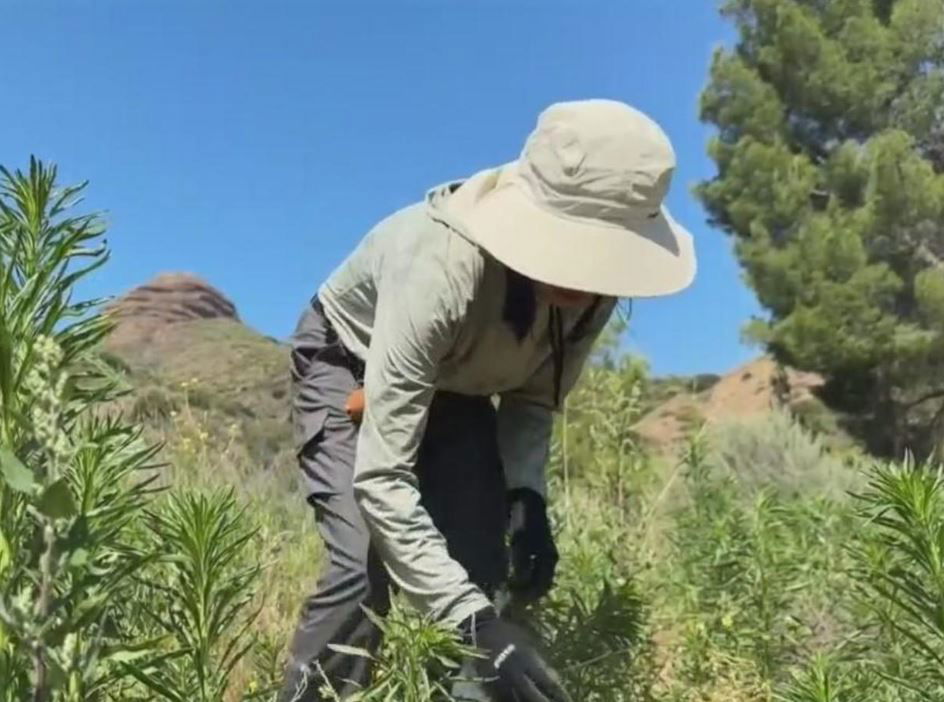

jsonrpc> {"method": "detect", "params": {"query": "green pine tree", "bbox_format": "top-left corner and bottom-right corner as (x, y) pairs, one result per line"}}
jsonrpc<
(698, 0), (944, 456)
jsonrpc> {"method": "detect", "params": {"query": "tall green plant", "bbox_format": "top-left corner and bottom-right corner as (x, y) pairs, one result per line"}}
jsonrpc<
(0, 158), (114, 611)
(775, 654), (870, 702)
(125, 489), (261, 701)
(668, 431), (817, 689)
(538, 575), (650, 701)
(852, 460), (944, 697)
(310, 597), (477, 702)
(773, 457), (944, 702)
(0, 159), (167, 701)
(0, 158), (262, 701)
(553, 356), (649, 525)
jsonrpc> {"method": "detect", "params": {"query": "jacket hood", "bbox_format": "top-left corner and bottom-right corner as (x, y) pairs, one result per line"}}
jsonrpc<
(425, 164), (515, 247)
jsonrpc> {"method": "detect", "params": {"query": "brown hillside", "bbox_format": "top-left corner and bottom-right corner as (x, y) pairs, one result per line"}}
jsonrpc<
(635, 357), (825, 447)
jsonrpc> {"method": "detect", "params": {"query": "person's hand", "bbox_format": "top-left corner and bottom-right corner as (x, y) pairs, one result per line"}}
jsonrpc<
(461, 607), (570, 702)
(507, 488), (559, 603)
(345, 387), (365, 424)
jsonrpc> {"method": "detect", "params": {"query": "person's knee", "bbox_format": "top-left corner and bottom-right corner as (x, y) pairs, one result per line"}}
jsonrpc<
(305, 542), (390, 614)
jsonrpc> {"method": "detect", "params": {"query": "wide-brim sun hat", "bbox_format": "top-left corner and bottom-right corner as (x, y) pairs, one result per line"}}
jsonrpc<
(459, 99), (696, 298)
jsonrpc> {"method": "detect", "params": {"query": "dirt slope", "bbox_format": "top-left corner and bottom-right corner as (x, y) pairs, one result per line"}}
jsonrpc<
(634, 357), (825, 447)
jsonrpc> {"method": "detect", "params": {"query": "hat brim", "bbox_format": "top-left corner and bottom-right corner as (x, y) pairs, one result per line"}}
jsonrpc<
(459, 172), (696, 298)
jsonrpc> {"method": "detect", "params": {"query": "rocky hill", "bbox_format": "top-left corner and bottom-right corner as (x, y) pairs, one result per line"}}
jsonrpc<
(634, 358), (833, 448)
(104, 272), (239, 352)
(101, 273), (292, 472)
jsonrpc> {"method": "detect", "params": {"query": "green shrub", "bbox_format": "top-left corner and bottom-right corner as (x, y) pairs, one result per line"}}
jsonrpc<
(657, 431), (866, 698)
(775, 653), (871, 702)
(709, 411), (860, 501)
(130, 385), (180, 422)
(311, 597), (478, 702)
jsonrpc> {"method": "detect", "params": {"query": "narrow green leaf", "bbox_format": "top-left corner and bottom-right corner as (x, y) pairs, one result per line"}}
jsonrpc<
(68, 548), (89, 568)
(0, 528), (10, 578)
(0, 326), (12, 426)
(38, 478), (77, 519)
(326, 643), (373, 659)
(0, 448), (35, 493)
(434, 654), (460, 669)
(100, 635), (170, 664)
(105, 646), (155, 663)
(121, 664), (185, 702)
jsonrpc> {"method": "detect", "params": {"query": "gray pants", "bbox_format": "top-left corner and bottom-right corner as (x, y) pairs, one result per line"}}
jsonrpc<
(279, 300), (509, 701)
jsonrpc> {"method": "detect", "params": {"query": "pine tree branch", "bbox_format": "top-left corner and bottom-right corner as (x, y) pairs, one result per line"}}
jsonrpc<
(915, 242), (944, 269)
(905, 388), (944, 410)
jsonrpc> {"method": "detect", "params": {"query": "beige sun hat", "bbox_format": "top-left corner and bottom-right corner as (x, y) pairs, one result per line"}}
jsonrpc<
(459, 99), (696, 298)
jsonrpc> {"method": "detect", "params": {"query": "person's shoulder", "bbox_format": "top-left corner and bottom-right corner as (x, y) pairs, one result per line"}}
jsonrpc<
(428, 212), (487, 302)
(380, 202), (485, 284)
(366, 201), (428, 242)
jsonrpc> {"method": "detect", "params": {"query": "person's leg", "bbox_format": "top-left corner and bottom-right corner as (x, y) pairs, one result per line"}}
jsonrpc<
(280, 490), (390, 701)
(279, 303), (390, 702)
(282, 303), (509, 700)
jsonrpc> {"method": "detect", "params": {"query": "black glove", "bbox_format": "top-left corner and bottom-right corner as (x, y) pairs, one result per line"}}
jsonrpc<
(507, 488), (559, 603)
(461, 607), (570, 702)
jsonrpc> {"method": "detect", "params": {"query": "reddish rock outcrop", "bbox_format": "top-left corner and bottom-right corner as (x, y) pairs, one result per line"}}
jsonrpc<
(103, 273), (238, 352)
(634, 357), (825, 448)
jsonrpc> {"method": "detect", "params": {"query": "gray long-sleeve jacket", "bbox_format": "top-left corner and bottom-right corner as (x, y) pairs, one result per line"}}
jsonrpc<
(317, 174), (616, 627)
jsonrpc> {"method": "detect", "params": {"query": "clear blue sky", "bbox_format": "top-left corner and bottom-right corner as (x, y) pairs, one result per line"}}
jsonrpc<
(1, 0), (763, 376)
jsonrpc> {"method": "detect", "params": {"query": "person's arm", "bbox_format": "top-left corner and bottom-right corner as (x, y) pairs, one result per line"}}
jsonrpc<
(497, 297), (618, 496)
(496, 298), (617, 604)
(497, 397), (552, 498)
(352, 255), (491, 628)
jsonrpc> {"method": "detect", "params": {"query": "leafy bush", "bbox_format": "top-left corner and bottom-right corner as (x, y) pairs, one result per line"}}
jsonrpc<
(309, 597), (478, 702)
(770, 458), (944, 702)
(537, 490), (654, 701)
(124, 489), (261, 702)
(648, 427), (871, 701)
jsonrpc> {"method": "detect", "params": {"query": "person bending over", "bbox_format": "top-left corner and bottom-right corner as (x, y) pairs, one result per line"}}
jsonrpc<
(280, 99), (696, 702)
